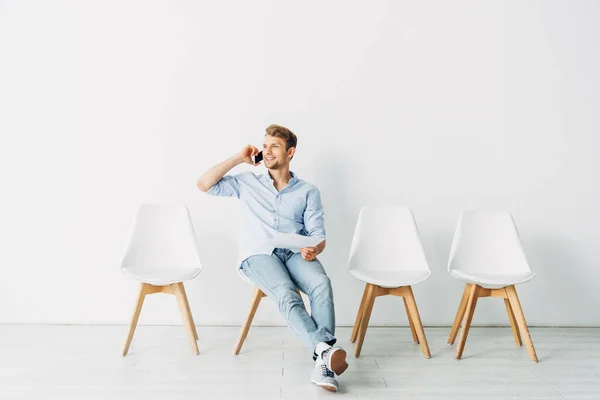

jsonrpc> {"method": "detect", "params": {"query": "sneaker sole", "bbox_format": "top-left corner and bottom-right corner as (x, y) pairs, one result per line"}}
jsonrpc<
(311, 380), (338, 392)
(328, 348), (348, 376)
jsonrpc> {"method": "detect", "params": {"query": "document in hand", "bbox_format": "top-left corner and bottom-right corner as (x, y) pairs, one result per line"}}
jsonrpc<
(269, 232), (323, 250)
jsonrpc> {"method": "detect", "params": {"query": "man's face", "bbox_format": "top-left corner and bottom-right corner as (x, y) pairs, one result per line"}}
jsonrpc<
(262, 136), (293, 170)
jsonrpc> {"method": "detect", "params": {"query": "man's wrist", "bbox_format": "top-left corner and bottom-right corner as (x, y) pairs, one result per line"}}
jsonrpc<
(230, 154), (244, 166)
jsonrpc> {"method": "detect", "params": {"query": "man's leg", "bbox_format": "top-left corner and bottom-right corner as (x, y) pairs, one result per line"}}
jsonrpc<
(284, 252), (336, 341)
(285, 252), (347, 377)
(240, 252), (335, 351)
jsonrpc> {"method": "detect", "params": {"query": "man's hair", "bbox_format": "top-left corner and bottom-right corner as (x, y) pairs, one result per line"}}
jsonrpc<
(265, 124), (297, 151)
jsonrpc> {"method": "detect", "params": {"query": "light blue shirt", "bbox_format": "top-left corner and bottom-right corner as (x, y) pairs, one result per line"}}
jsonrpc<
(207, 171), (326, 270)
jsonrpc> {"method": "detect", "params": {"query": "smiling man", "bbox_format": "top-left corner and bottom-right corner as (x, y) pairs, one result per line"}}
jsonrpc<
(197, 124), (347, 391)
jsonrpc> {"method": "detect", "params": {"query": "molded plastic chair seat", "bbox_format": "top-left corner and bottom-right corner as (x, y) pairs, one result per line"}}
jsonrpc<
(121, 266), (202, 286)
(449, 270), (535, 289)
(350, 269), (431, 288)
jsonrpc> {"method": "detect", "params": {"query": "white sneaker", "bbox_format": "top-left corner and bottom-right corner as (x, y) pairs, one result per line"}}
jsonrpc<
(321, 346), (348, 376)
(310, 360), (338, 392)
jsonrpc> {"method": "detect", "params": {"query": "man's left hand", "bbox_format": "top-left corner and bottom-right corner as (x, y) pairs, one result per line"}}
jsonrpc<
(300, 246), (319, 261)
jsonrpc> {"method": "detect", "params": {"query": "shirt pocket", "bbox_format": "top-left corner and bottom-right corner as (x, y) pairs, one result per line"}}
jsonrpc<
(279, 196), (305, 223)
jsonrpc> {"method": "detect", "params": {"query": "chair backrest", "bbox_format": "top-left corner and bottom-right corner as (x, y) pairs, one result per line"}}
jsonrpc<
(348, 205), (430, 273)
(448, 210), (531, 275)
(120, 204), (202, 271)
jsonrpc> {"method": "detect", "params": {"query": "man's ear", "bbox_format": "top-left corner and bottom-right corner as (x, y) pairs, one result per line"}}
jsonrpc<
(288, 147), (296, 159)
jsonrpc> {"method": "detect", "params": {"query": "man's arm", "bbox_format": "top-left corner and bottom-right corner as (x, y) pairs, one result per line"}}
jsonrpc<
(197, 145), (260, 192)
(300, 188), (327, 261)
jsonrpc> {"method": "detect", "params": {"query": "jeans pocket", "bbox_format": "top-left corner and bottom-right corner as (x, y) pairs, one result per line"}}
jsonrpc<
(240, 260), (250, 279)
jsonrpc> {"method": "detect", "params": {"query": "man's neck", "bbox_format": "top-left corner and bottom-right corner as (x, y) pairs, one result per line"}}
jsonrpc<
(268, 168), (292, 190)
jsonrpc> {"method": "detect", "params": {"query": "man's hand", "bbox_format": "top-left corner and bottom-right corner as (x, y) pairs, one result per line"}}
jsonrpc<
(300, 246), (319, 261)
(240, 145), (261, 166)
(197, 144), (261, 192)
(300, 240), (326, 261)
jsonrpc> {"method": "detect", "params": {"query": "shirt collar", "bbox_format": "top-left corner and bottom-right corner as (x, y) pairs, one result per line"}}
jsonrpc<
(289, 171), (298, 186)
(264, 171), (299, 187)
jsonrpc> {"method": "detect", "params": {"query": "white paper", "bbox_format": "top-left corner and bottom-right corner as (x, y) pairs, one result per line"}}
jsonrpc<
(269, 232), (323, 250)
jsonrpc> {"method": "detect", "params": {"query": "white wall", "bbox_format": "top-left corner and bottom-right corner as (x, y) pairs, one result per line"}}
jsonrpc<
(1, 0), (599, 327)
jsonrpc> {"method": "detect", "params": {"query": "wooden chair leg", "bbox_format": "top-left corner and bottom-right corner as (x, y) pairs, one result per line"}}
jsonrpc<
(448, 284), (470, 345)
(173, 283), (199, 355)
(350, 284), (369, 343)
(354, 283), (376, 358)
(505, 285), (538, 362)
(233, 287), (264, 355)
(456, 284), (479, 360)
(178, 283), (198, 341)
(403, 286), (431, 358)
(403, 297), (419, 344)
(504, 297), (522, 347)
(122, 283), (150, 356)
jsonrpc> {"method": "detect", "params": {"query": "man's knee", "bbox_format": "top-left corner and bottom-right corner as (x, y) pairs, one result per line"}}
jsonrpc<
(309, 275), (333, 299)
(275, 284), (304, 315)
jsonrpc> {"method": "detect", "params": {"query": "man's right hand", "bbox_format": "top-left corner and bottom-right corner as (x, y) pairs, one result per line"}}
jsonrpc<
(240, 145), (261, 166)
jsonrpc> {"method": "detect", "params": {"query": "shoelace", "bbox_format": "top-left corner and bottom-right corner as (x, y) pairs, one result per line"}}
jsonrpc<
(321, 364), (334, 378)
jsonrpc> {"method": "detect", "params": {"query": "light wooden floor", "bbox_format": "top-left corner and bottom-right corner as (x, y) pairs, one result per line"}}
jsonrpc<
(0, 326), (598, 399)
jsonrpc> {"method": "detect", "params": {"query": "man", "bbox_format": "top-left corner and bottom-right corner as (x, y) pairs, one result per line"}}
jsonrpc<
(197, 124), (347, 392)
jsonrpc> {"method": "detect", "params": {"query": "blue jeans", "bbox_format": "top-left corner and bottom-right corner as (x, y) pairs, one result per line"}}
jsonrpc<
(241, 248), (336, 354)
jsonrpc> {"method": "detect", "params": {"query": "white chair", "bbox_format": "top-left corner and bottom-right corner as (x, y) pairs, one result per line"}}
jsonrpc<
(349, 205), (431, 358)
(447, 210), (538, 362)
(120, 204), (202, 356)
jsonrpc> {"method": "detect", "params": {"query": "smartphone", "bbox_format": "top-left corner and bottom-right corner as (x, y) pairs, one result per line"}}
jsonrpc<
(254, 151), (263, 164)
